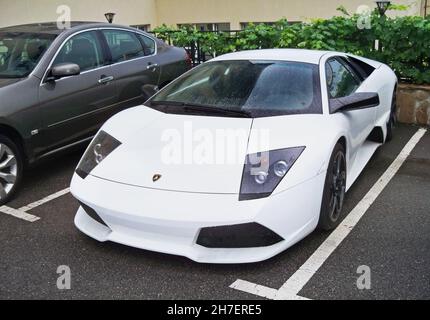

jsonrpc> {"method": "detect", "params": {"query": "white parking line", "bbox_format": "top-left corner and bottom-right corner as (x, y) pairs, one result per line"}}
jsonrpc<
(230, 280), (310, 300)
(0, 206), (40, 222)
(231, 128), (427, 300)
(0, 187), (71, 223)
(18, 188), (70, 212)
(230, 280), (279, 300)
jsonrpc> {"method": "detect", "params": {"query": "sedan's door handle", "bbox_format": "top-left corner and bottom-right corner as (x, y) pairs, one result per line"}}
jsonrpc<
(147, 63), (159, 71)
(98, 76), (114, 84)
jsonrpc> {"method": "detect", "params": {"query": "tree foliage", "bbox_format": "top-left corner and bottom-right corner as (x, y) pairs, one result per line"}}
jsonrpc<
(152, 12), (430, 84)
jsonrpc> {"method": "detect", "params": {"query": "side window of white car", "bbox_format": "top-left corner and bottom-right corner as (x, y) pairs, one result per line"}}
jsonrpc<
(326, 58), (361, 99)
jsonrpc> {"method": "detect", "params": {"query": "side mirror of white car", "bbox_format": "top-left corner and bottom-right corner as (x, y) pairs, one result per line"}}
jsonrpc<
(330, 92), (380, 113)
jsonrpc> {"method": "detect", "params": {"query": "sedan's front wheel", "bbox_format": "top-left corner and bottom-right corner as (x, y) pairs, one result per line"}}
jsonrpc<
(318, 143), (347, 231)
(0, 135), (23, 206)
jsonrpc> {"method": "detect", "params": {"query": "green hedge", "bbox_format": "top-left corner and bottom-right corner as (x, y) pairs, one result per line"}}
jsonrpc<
(153, 10), (430, 84)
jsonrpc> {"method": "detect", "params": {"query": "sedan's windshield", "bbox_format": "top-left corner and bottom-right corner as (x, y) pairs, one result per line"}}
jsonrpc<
(149, 60), (322, 117)
(0, 32), (56, 78)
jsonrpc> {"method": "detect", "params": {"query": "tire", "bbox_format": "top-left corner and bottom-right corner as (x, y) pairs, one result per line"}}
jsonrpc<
(0, 135), (23, 206)
(318, 143), (347, 231)
(386, 89), (397, 142)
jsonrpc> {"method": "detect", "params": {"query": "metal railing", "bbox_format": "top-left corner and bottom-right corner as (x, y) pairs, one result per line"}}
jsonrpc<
(150, 30), (243, 66)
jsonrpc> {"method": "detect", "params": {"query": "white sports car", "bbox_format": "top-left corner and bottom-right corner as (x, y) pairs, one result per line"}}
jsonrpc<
(70, 49), (397, 264)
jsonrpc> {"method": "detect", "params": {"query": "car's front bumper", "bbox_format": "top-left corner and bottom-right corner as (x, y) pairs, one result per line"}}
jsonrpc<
(71, 172), (325, 264)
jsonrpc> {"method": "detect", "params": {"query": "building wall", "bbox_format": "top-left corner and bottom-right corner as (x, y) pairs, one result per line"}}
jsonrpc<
(156, 0), (421, 30)
(0, 0), (158, 28)
(0, 0), (423, 29)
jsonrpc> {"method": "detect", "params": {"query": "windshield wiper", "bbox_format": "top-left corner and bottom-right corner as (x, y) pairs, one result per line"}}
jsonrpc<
(150, 101), (252, 118)
(150, 100), (186, 106)
(183, 105), (252, 118)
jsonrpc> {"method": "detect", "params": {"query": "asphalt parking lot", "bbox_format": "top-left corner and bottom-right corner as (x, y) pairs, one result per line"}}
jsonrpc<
(0, 124), (429, 300)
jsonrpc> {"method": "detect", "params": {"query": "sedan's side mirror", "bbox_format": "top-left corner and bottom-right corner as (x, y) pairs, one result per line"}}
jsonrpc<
(330, 92), (380, 113)
(47, 63), (80, 81)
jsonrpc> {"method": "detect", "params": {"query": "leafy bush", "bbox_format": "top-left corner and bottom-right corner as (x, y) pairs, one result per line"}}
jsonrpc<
(152, 11), (430, 84)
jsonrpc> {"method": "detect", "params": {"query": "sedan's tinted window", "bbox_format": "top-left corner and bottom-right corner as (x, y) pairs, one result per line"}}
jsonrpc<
(326, 58), (361, 98)
(150, 60), (322, 117)
(53, 31), (105, 72)
(137, 34), (156, 56)
(102, 30), (145, 63)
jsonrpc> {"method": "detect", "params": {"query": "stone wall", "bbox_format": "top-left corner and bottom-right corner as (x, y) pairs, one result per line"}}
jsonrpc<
(397, 83), (430, 126)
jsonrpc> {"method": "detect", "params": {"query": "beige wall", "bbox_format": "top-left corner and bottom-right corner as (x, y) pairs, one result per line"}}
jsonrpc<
(0, 0), (158, 28)
(0, 0), (424, 29)
(157, 0), (422, 30)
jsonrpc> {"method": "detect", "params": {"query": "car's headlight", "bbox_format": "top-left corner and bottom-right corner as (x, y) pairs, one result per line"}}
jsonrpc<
(239, 147), (305, 201)
(75, 131), (121, 179)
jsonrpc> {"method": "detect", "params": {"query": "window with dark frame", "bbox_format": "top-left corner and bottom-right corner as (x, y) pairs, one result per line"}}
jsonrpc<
(326, 58), (362, 99)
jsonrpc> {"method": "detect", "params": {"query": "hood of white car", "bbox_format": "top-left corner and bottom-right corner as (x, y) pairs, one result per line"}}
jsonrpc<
(91, 106), (339, 194)
(90, 106), (253, 194)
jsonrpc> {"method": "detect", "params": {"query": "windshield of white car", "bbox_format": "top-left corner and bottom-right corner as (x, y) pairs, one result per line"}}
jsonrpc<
(149, 60), (322, 118)
(0, 32), (56, 78)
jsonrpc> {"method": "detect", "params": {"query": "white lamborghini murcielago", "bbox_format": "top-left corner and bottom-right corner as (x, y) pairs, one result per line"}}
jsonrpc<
(71, 49), (398, 263)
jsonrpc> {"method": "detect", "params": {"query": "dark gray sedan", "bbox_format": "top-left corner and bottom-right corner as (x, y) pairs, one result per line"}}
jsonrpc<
(0, 22), (191, 204)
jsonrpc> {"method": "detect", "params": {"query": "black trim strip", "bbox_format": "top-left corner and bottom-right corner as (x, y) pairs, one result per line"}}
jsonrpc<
(197, 223), (284, 248)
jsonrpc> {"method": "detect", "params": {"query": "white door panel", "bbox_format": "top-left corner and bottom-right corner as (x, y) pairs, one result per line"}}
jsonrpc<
(358, 64), (394, 124)
(322, 56), (377, 170)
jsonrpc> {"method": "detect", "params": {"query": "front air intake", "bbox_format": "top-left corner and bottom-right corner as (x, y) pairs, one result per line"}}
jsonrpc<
(197, 223), (283, 248)
(78, 201), (109, 228)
